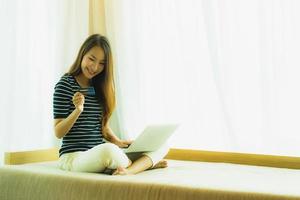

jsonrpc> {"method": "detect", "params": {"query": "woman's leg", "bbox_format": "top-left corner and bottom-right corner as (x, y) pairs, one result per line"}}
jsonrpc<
(112, 155), (152, 175)
(113, 144), (170, 175)
(152, 159), (168, 169)
(59, 143), (131, 173)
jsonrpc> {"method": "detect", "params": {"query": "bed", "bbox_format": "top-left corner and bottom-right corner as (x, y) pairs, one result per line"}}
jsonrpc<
(1, 148), (300, 200)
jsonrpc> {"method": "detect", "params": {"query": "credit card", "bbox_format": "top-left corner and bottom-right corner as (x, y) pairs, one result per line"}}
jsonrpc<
(78, 87), (96, 96)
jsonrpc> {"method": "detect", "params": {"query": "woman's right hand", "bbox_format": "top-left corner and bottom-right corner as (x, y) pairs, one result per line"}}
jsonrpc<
(73, 92), (85, 112)
(113, 139), (134, 148)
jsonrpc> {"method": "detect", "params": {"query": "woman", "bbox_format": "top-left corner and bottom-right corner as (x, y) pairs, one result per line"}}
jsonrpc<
(53, 34), (168, 175)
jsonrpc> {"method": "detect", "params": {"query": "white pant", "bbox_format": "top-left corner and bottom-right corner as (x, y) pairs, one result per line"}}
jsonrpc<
(58, 143), (169, 173)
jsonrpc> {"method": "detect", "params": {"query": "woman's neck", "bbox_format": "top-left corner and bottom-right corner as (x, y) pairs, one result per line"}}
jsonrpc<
(75, 73), (91, 88)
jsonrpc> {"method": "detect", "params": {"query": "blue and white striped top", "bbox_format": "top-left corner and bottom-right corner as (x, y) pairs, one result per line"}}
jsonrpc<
(53, 74), (105, 157)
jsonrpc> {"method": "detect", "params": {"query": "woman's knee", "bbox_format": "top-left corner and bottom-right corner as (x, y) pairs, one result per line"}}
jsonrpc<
(143, 144), (170, 166)
(98, 143), (129, 167)
(100, 143), (126, 160)
(98, 143), (120, 156)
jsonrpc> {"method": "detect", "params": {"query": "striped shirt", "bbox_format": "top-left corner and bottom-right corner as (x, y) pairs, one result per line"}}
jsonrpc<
(53, 74), (105, 157)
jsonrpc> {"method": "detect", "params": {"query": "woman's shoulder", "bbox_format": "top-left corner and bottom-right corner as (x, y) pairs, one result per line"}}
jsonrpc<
(60, 73), (74, 81)
(55, 74), (76, 88)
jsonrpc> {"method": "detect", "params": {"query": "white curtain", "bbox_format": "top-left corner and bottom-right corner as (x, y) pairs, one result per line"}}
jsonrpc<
(0, 0), (89, 165)
(105, 0), (300, 157)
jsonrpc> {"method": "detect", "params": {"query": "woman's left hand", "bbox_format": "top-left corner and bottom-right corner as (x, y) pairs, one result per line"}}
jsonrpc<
(114, 139), (133, 148)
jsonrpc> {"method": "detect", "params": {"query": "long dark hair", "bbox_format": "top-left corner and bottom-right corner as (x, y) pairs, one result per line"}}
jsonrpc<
(68, 34), (115, 127)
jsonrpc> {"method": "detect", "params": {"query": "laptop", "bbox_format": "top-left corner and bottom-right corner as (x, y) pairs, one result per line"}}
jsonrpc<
(123, 124), (179, 153)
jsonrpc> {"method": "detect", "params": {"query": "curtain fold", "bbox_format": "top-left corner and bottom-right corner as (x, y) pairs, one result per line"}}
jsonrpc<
(89, 0), (107, 35)
(88, 0), (124, 138)
(0, 0), (89, 165)
(104, 0), (300, 157)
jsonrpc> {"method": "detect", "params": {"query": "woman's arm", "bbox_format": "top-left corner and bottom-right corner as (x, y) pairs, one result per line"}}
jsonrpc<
(102, 125), (132, 148)
(54, 108), (82, 139)
(54, 92), (85, 139)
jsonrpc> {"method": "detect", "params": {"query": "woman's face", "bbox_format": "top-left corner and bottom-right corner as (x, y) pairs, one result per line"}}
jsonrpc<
(81, 46), (106, 79)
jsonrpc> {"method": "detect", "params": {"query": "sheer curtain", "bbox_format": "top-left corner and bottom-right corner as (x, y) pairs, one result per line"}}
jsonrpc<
(0, 0), (89, 165)
(105, 0), (300, 157)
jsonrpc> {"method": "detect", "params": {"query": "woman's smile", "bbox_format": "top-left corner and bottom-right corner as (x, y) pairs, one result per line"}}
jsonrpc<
(86, 67), (95, 76)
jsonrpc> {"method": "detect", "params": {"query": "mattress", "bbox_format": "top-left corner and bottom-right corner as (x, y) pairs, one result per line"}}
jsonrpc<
(0, 160), (300, 200)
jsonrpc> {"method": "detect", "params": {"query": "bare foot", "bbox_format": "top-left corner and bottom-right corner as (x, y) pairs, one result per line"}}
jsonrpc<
(152, 160), (168, 169)
(111, 159), (133, 175)
(128, 159), (132, 166)
(112, 167), (132, 175)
